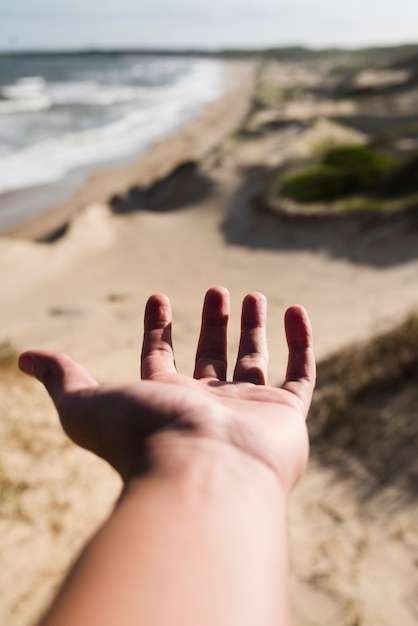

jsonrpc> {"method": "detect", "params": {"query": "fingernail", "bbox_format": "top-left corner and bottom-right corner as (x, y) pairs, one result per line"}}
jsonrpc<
(19, 354), (35, 377)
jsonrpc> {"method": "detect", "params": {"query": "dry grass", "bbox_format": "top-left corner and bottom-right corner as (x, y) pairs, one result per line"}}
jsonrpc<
(309, 313), (418, 497)
(0, 341), (19, 371)
(0, 341), (120, 626)
(0, 463), (31, 522)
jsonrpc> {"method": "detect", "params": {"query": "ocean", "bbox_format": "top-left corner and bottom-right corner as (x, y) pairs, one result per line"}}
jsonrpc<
(0, 53), (225, 230)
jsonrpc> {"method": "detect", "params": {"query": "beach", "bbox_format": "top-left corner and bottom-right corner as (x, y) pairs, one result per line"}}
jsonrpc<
(1, 55), (418, 626)
(1, 60), (253, 239)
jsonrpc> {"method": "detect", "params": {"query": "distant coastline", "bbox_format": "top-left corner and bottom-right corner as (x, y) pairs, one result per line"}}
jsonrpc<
(0, 54), (228, 234)
(1, 41), (418, 59)
(2, 61), (256, 240)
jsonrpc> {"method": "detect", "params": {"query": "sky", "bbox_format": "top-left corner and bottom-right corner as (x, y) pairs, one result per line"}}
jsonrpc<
(1, 0), (418, 51)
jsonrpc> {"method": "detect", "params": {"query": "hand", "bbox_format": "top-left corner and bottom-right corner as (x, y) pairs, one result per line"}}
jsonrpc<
(19, 287), (315, 491)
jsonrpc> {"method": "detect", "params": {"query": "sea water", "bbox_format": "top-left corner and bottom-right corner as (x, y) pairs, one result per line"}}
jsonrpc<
(0, 53), (225, 228)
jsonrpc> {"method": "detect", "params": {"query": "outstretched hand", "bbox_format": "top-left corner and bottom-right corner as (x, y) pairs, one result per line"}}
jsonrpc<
(19, 287), (315, 491)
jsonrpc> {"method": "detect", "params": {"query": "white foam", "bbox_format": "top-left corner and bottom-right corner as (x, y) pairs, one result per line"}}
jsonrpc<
(0, 97), (51, 114)
(0, 76), (50, 113)
(0, 59), (225, 194)
(45, 81), (142, 106)
(2, 76), (46, 99)
(0, 61), (224, 192)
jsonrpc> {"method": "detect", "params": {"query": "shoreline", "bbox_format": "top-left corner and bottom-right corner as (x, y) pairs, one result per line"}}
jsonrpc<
(2, 61), (256, 241)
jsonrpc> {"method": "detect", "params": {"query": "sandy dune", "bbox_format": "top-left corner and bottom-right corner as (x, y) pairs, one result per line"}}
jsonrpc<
(1, 61), (418, 626)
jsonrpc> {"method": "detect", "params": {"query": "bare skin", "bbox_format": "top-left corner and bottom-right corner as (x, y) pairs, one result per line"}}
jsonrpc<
(19, 286), (315, 626)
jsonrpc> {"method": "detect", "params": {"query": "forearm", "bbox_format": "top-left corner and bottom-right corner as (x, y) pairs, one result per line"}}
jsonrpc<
(38, 435), (291, 626)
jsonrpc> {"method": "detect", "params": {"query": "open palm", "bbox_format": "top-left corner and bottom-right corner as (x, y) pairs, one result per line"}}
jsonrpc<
(19, 287), (315, 491)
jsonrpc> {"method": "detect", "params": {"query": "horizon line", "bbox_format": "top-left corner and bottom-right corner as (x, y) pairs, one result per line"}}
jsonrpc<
(1, 41), (418, 56)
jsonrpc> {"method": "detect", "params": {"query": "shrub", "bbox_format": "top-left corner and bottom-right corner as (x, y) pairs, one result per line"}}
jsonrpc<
(282, 166), (354, 203)
(281, 145), (392, 203)
(323, 145), (392, 178)
(378, 152), (418, 197)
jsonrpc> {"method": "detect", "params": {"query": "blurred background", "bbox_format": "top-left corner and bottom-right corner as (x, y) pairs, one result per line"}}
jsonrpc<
(1, 2), (418, 625)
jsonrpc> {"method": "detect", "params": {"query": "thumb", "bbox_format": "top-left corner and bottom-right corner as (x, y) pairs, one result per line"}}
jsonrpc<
(19, 350), (98, 407)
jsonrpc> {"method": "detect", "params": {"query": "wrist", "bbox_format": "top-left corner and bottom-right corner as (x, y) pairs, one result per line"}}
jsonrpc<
(122, 431), (287, 501)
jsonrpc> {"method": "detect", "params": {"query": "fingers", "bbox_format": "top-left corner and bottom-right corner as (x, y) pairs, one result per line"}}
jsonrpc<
(233, 292), (268, 384)
(18, 350), (98, 407)
(194, 286), (230, 380)
(282, 305), (316, 416)
(141, 293), (177, 379)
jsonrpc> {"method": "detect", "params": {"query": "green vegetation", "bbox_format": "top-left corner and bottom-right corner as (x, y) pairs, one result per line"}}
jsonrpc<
(281, 165), (352, 203)
(271, 145), (418, 210)
(378, 152), (418, 197)
(322, 145), (391, 173)
(281, 145), (393, 203)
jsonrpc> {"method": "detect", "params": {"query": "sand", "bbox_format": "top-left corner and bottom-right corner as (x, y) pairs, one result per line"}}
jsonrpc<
(0, 60), (418, 626)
